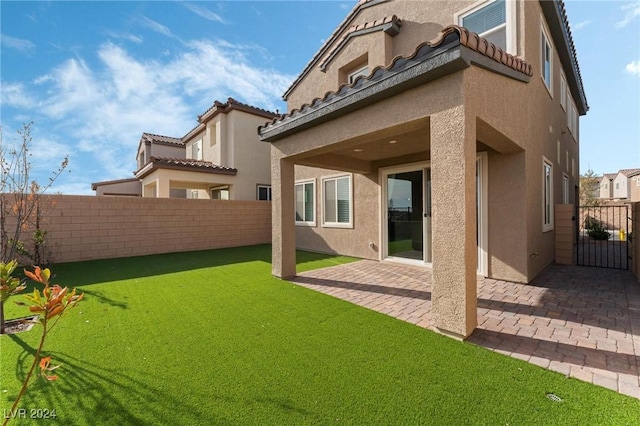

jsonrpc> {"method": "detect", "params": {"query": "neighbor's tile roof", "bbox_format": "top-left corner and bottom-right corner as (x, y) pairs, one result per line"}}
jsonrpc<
(91, 177), (139, 190)
(602, 173), (617, 180)
(141, 132), (183, 146)
(198, 97), (278, 123)
(619, 168), (640, 177)
(261, 25), (532, 135)
(149, 157), (236, 174)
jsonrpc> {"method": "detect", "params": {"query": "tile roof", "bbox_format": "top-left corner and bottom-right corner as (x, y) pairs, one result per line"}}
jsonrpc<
(146, 157), (237, 174)
(618, 168), (640, 177)
(319, 15), (402, 71)
(260, 25), (532, 137)
(197, 97), (278, 124)
(141, 132), (183, 146)
(91, 177), (139, 190)
(602, 173), (617, 180)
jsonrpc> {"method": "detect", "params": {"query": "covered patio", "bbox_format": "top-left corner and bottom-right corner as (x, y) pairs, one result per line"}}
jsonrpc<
(291, 261), (640, 399)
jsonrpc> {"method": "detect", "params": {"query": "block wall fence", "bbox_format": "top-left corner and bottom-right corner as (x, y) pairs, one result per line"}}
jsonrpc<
(4, 195), (271, 264)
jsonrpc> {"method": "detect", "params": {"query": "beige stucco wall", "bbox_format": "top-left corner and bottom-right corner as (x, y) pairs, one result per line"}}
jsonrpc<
(293, 165), (380, 260)
(628, 176), (640, 202)
(5, 195), (271, 264)
(599, 177), (613, 200)
(613, 173), (628, 199)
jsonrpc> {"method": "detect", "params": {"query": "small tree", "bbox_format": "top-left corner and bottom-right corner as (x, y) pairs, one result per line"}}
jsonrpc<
(0, 122), (69, 264)
(579, 168), (600, 207)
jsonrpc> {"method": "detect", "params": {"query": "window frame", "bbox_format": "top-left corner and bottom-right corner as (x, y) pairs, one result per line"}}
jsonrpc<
(191, 139), (203, 160)
(322, 174), (353, 228)
(455, 0), (516, 54)
(542, 158), (554, 232)
(347, 65), (370, 85)
(562, 174), (569, 204)
(257, 184), (272, 201)
(541, 21), (553, 95)
(295, 179), (316, 226)
(560, 72), (567, 111)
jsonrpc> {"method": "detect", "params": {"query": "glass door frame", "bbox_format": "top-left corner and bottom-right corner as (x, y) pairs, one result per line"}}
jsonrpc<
(379, 153), (488, 275)
(380, 161), (431, 266)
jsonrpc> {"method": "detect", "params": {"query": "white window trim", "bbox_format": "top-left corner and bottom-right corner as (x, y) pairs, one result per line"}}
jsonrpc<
(455, 0), (517, 55)
(191, 139), (203, 160)
(541, 20), (553, 96)
(257, 184), (272, 201)
(562, 174), (569, 204)
(560, 72), (567, 111)
(542, 157), (554, 232)
(347, 66), (369, 85)
(295, 179), (316, 227)
(322, 174), (353, 229)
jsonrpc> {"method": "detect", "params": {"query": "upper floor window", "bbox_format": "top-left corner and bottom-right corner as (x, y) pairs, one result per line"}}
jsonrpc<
(192, 139), (202, 160)
(542, 159), (553, 232)
(322, 175), (352, 228)
(295, 180), (315, 226)
(347, 65), (369, 85)
(458, 0), (513, 53)
(560, 73), (567, 111)
(562, 174), (569, 204)
(541, 24), (553, 94)
(257, 185), (272, 201)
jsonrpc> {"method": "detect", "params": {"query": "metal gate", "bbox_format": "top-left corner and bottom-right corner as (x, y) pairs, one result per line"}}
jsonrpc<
(577, 205), (631, 269)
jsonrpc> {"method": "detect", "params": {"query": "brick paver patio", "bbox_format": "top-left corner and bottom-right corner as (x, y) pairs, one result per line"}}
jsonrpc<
(291, 260), (640, 399)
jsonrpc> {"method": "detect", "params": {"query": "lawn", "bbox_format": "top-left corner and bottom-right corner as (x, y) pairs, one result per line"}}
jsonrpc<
(1, 244), (639, 425)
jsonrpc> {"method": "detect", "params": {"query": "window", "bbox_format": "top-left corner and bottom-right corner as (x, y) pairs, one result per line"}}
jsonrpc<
(459, 0), (510, 52)
(556, 140), (560, 164)
(295, 180), (315, 225)
(605, 183), (608, 190)
(565, 149), (569, 171)
(322, 175), (352, 227)
(616, 182), (620, 190)
(572, 158), (575, 177)
(560, 73), (567, 111)
(191, 190), (199, 199)
(191, 139), (203, 160)
(257, 185), (272, 201)
(541, 25), (553, 93)
(347, 66), (369, 84)
(637, 177), (640, 187)
(212, 187), (229, 200)
(571, 103), (578, 137)
(562, 174), (569, 204)
(542, 159), (553, 231)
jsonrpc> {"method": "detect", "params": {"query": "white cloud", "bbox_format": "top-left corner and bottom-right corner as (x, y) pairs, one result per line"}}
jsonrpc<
(626, 60), (640, 77)
(0, 82), (36, 108)
(184, 3), (226, 24)
(571, 20), (591, 31)
(105, 30), (143, 44)
(616, 1), (640, 28)
(7, 38), (292, 181)
(0, 34), (36, 51)
(140, 16), (174, 38)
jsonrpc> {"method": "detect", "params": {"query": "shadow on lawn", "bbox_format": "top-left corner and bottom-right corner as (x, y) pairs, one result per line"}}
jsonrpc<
(6, 334), (223, 425)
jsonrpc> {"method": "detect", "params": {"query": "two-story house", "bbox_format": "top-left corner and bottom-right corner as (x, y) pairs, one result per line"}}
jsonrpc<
(260, 0), (587, 339)
(93, 98), (278, 200)
(598, 173), (616, 200)
(612, 168), (640, 202)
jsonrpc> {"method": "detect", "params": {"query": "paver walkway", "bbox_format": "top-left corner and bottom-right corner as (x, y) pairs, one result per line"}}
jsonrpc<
(291, 261), (640, 399)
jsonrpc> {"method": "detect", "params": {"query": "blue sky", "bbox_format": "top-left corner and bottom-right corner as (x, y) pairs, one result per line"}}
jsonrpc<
(1, 1), (639, 195)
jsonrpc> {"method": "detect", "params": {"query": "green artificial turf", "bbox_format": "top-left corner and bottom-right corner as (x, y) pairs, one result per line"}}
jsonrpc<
(1, 244), (639, 425)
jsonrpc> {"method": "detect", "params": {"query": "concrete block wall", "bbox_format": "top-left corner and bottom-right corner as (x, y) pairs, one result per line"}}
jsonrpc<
(555, 204), (576, 265)
(4, 195), (271, 264)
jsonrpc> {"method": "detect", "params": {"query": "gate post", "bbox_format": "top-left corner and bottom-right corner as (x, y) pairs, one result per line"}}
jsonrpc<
(555, 204), (576, 265)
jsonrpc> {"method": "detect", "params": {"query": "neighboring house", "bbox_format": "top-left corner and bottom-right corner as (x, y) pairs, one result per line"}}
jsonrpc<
(93, 98), (278, 200)
(260, 0), (587, 339)
(612, 168), (640, 201)
(92, 178), (142, 197)
(598, 173), (616, 200)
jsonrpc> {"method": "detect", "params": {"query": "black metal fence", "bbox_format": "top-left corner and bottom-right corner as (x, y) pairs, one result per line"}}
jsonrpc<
(577, 205), (631, 269)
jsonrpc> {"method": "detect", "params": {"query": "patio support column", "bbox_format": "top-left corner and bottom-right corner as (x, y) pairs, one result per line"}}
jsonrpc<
(157, 178), (170, 198)
(430, 105), (477, 339)
(271, 146), (296, 278)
